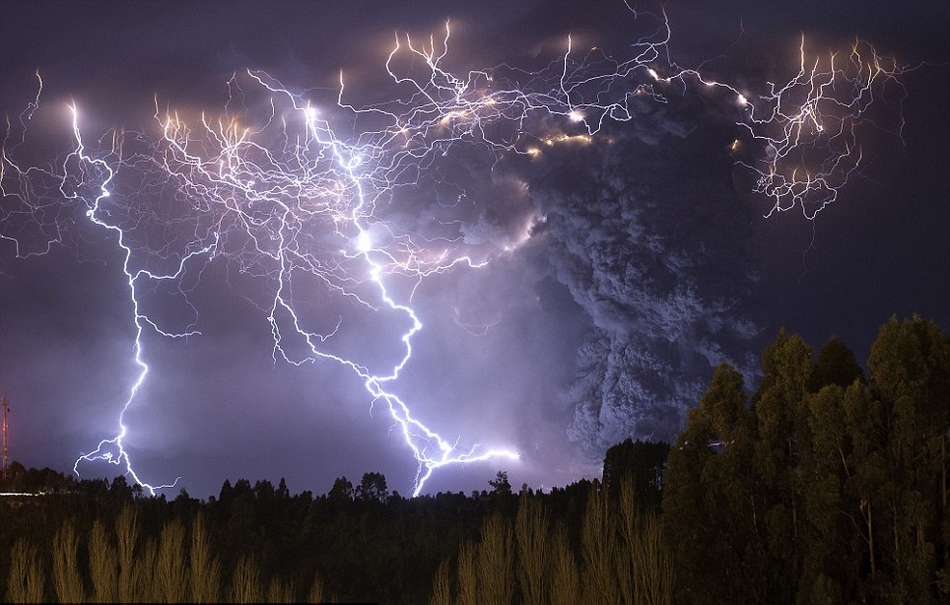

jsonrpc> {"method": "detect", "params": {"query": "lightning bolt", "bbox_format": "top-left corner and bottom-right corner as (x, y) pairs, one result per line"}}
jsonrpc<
(737, 36), (912, 220)
(0, 9), (910, 496)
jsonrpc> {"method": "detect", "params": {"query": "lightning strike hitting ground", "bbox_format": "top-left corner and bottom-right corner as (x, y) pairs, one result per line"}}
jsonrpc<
(0, 8), (909, 496)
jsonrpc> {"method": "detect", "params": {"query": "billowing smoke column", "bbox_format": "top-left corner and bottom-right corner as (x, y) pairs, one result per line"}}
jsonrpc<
(527, 117), (762, 451)
(0, 7), (909, 493)
(513, 27), (911, 453)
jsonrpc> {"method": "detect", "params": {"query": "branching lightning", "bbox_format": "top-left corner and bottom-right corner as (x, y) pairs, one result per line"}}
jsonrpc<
(738, 36), (912, 219)
(0, 8), (909, 495)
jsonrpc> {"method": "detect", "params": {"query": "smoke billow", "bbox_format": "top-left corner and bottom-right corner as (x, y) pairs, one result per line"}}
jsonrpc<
(526, 107), (764, 453)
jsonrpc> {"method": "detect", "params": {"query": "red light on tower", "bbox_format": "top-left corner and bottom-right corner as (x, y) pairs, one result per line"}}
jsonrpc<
(1, 396), (9, 478)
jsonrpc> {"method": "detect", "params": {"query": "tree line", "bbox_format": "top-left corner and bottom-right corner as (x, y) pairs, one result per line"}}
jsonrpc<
(664, 315), (949, 603)
(1, 315), (947, 603)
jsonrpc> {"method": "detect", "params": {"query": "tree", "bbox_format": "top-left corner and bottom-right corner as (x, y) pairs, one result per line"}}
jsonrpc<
(808, 335), (865, 392)
(750, 329), (814, 603)
(477, 513), (514, 605)
(515, 493), (549, 605)
(156, 519), (188, 602)
(51, 522), (84, 603)
(189, 513), (221, 603)
(88, 520), (118, 603)
(327, 476), (354, 505)
(218, 479), (234, 506)
(800, 382), (870, 602)
(663, 363), (757, 604)
(116, 506), (140, 603)
(357, 472), (389, 502)
(489, 471), (512, 497)
(866, 316), (950, 602)
(110, 475), (134, 501)
(602, 438), (670, 512)
(276, 477), (290, 500)
(5, 538), (45, 602)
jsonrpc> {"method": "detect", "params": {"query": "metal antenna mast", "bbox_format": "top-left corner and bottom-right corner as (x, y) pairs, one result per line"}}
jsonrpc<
(1, 396), (9, 477)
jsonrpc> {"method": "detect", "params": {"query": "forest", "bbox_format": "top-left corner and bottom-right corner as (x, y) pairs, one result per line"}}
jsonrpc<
(1, 315), (948, 604)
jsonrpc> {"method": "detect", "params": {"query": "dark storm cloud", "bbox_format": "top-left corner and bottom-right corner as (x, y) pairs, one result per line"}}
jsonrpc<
(525, 111), (763, 451)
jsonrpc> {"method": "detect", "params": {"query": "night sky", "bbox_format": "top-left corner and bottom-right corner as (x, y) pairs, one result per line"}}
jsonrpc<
(1, 0), (947, 499)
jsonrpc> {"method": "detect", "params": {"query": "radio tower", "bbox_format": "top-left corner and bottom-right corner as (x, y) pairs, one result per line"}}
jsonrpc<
(1, 396), (9, 478)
